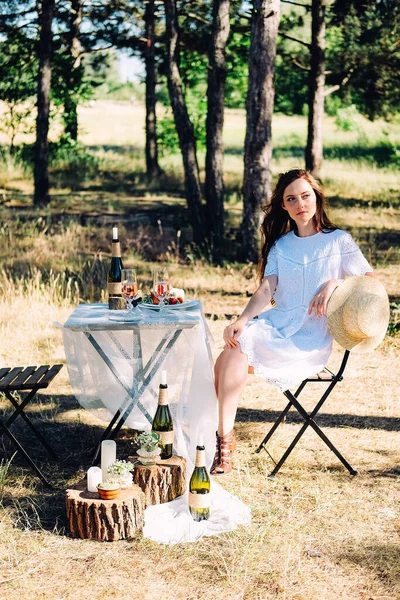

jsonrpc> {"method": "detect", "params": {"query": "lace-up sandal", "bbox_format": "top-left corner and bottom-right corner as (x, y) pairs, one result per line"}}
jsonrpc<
(210, 430), (237, 475)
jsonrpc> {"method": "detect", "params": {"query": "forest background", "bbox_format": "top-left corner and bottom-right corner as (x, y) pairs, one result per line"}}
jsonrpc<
(0, 1), (399, 599)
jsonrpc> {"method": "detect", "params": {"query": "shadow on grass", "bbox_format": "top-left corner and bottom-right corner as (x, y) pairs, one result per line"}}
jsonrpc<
(224, 143), (400, 166)
(335, 541), (400, 590)
(329, 195), (400, 210)
(87, 144), (144, 155)
(236, 407), (400, 432)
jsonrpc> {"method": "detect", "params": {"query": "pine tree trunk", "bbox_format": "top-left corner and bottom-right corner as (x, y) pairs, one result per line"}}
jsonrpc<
(241, 0), (280, 263)
(145, 0), (163, 178)
(34, 0), (55, 206)
(64, 0), (82, 141)
(205, 0), (230, 257)
(163, 0), (208, 247)
(305, 0), (325, 179)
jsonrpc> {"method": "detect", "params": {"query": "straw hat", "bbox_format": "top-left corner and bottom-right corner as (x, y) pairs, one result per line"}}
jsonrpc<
(327, 276), (390, 354)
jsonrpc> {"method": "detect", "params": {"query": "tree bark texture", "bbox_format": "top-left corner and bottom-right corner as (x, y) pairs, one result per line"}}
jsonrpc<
(34, 0), (55, 206)
(66, 479), (145, 541)
(305, 0), (325, 178)
(64, 0), (83, 141)
(205, 0), (230, 256)
(241, 0), (280, 263)
(145, 0), (163, 178)
(131, 455), (187, 508)
(163, 0), (208, 247)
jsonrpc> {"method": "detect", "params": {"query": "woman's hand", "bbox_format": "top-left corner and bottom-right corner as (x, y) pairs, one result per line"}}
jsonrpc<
(223, 318), (247, 348)
(222, 274), (277, 348)
(308, 279), (343, 318)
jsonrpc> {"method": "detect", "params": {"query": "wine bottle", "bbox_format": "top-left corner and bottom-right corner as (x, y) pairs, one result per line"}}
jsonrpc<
(107, 226), (124, 298)
(188, 434), (211, 522)
(152, 370), (174, 459)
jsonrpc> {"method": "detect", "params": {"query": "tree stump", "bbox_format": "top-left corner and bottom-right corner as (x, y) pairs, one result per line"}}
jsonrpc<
(65, 479), (145, 541)
(130, 455), (186, 508)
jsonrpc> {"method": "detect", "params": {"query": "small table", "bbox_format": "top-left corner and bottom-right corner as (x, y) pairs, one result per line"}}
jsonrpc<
(62, 303), (218, 469)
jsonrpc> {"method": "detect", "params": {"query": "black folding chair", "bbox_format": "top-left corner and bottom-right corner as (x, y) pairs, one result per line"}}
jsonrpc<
(256, 350), (357, 477)
(0, 365), (63, 487)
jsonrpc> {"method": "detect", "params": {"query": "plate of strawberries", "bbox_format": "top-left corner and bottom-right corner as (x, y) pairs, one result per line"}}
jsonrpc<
(141, 288), (198, 310)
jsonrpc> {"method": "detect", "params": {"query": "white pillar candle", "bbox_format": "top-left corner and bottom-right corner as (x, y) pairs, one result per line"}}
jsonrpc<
(87, 466), (102, 493)
(101, 439), (116, 482)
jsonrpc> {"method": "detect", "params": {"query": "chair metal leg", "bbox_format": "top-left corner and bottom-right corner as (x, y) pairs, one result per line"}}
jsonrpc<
(268, 415), (357, 477)
(0, 423), (53, 488)
(256, 380), (309, 456)
(258, 351), (356, 477)
(268, 390), (357, 477)
(287, 392), (357, 475)
(255, 400), (292, 454)
(5, 391), (58, 459)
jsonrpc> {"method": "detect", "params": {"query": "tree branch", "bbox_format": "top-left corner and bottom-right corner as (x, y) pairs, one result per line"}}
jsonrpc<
(278, 31), (311, 49)
(281, 0), (311, 9)
(324, 70), (354, 97)
(80, 44), (115, 55)
(187, 12), (211, 26)
(280, 50), (310, 71)
(292, 57), (310, 71)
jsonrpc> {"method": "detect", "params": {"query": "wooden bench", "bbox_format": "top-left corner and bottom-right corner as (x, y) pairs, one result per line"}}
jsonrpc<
(0, 364), (63, 487)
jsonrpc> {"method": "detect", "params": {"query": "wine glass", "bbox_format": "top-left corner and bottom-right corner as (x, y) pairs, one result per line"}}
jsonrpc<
(121, 269), (139, 314)
(153, 267), (172, 310)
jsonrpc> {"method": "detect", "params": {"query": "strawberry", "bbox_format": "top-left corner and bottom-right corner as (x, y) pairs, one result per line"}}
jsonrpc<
(177, 297), (183, 303)
(169, 297), (178, 305)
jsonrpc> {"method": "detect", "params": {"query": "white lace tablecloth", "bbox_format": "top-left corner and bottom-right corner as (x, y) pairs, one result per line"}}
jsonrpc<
(62, 303), (251, 543)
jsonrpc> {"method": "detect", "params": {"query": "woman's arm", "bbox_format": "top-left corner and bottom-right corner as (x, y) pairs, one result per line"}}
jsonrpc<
(224, 274), (278, 348)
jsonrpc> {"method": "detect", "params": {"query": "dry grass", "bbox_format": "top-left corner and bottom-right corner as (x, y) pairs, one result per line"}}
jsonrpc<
(0, 272), (399, 600)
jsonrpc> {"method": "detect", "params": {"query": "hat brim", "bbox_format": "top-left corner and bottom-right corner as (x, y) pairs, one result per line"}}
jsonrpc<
(327, 276), (390, 354)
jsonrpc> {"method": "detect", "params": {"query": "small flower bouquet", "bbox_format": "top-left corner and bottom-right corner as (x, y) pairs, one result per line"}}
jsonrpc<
(107, 459), (135, 489)
(136, 432), (161, 465)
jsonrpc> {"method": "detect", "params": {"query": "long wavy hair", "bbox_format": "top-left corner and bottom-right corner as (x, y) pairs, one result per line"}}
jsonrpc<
(259, 169), (337, 281)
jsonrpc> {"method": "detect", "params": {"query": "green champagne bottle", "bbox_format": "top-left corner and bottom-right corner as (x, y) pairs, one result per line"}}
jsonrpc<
(107, 227), (124, 298)
(152, 370), (174, 459)
(188, 434), (211, 522)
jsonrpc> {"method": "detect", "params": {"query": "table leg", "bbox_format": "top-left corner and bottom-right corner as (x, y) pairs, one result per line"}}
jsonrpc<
(88, 328), (183, 463)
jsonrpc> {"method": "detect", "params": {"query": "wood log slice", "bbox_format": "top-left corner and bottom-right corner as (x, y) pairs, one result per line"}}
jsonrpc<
(66, 479), (145, 541)
(130, 455), (186, 508)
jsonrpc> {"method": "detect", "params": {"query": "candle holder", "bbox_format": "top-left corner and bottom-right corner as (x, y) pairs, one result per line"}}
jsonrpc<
(97, 482), (121, 500)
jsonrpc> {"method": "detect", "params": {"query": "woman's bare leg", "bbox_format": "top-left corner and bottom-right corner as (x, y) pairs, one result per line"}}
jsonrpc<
(214, 346), (249, 436)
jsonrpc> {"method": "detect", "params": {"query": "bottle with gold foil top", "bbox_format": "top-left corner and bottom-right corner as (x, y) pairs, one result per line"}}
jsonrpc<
(152, 370), (174, 459)
(107, 227), (124, 305)
(188, 433), (210, 521)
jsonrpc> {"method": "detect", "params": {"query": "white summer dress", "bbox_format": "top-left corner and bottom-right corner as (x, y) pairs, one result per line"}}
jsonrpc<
(238, 229), (372, 391)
